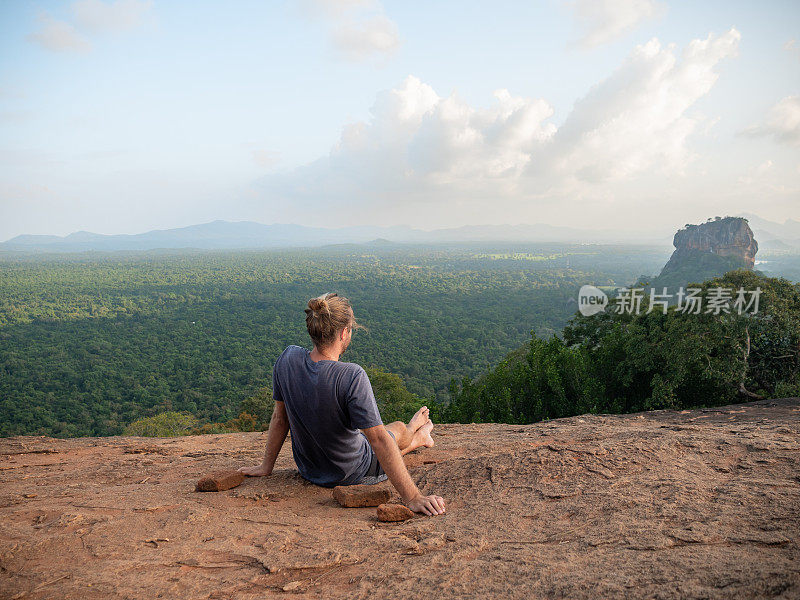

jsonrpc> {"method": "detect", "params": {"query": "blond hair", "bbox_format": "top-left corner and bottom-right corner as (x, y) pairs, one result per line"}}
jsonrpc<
(305, 292), (366, 349)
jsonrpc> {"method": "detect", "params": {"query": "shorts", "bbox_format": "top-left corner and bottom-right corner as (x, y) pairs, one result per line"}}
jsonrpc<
(357, 428), (395, 485)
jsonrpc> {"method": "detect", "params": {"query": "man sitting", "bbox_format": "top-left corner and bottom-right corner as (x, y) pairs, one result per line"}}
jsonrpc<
(238, 292), (446, 516)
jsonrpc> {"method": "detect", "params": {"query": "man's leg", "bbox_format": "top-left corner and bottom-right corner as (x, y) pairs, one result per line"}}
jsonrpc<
(385, 406), (435, 456)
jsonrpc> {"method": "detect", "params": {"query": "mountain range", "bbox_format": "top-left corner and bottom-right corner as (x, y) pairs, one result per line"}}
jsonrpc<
(1, 221), (674, 252)
(2, 214), (797, 253)
(735, 213), (800, 250)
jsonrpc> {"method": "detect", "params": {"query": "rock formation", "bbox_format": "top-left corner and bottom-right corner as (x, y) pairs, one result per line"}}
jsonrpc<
(639, 216), (759, 290)
(663, 216), (758, 272)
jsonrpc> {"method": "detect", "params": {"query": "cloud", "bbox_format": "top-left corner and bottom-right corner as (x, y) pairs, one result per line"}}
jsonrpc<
(27, 12), (91, 53)
(738, 159), (773, 185)
(566, 0), (665, 48)
(252, 150), (281, 168)
(71, 0), (153, 33)
(756, 159), (773, 175)
(301, 0), (400, 62)
(301, 0), (375, 18)
(741, 96), (800, 145)
(784, 39), (800, 62)
(548, 28), (741, 183)
(331, 14), (400, 61)
(26, 0), (152, 53)
(327, 76), (557, 188)
(256, 28), (741, 216)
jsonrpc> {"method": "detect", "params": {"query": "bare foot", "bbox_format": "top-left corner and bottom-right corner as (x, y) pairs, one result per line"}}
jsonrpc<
(412, 419), (435, 449)
(409, 406), (430, 431)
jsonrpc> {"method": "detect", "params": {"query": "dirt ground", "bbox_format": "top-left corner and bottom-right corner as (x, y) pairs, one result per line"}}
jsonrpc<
(2, 398), (799, 599)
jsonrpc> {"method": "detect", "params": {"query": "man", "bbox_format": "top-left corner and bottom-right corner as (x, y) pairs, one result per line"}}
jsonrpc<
(239, 292), (446, 516)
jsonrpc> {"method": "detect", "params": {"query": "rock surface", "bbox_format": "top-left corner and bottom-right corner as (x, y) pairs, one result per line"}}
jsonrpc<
(195, 470), (245, 492)
(377, 503), (415, 522)
(333, 485), (391, 508)
(663, 216), (759, 272)
(1, 398), (799, 599)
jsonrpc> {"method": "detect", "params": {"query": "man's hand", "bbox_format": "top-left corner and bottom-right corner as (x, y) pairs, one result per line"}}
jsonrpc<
(238, 464), (272, 477)
(406, 493), (446, 516)
(243, 400), (289, 478)
(361, 424), (446, 516)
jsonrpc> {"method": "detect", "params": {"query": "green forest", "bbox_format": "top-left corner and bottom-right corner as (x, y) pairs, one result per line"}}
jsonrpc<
(445, 270), (800, 423)
(2, 243), (797, 438)
(0, 243), (669, 437)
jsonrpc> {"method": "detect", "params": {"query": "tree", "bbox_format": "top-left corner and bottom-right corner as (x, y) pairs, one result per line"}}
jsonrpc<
(123, 411), (199, 437)
(447, 270), (800, 423)
(365, 367), (434, 423)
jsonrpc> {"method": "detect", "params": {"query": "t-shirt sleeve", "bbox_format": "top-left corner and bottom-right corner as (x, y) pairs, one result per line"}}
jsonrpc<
(345, 367), (383, 429)
(272, 347), (288, 403)
(272, 365), (284, 403)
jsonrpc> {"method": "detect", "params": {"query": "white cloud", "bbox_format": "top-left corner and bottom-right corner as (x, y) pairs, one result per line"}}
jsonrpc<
(27, 12), (91, 53)
(252, 150), (281, 168)
(26, 1), (152, 53)
(566, 0), (665, 48)
(783, 39), (800, 61)
(257, 28), (741, 216)
(300, 0), (400, 62)
(301, 0), (376, 18)
(756, 159), (773, 175)
(326, 76), (556, 188)
(738, 159), (773, 185)
(548, 28), (741, 183)
(71, 0), (153, 33)
(742, 96), (800, 145)
(331, 14), (400, 61)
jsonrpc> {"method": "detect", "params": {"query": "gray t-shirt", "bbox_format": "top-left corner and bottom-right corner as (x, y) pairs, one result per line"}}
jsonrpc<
(272, 345), (384, 487)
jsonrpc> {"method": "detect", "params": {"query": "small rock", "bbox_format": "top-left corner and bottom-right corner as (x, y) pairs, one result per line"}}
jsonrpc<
(195, 470), (245, 492)
(333, 485), (390, 507)
(282, 580), (303, 591)
(377, 503), (415, 522)
(404, 532), (447, 554)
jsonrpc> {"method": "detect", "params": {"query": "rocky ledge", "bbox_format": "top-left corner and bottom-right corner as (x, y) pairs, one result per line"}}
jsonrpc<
(1, 398), (799, 599)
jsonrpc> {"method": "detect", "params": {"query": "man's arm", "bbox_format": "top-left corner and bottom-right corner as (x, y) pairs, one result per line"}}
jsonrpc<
(238, 400), (289, 477)
(361, 424), (445, 516)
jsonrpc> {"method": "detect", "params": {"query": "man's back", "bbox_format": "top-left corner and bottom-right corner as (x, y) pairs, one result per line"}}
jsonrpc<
(239, 293), (445, 516)
(272, 345), (384, 487)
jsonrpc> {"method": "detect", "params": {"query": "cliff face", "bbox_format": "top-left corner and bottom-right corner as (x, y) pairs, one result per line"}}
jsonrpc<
(665, 216), (758, 272)
(642, 217), (760, 289)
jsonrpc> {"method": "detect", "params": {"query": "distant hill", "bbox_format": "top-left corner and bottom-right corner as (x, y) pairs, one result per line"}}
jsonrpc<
(5, 214), (796, 255)
(736, 212), (800, 250)
(0, 221), (419, 253)
(1, 220), (673, 253)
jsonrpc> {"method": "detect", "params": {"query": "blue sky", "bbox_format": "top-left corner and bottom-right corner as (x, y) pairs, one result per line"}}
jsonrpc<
(0, 0), (798, 240)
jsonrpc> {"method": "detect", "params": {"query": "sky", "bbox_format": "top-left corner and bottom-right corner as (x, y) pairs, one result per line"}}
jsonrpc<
(0, 0), (798, 241)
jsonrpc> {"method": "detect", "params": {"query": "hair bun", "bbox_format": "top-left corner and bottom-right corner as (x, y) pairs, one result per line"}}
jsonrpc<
(305, 292), (363, 349)
(306, 296), (328, 316)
